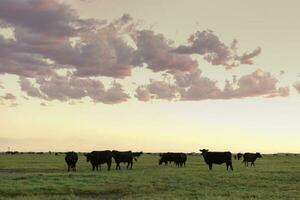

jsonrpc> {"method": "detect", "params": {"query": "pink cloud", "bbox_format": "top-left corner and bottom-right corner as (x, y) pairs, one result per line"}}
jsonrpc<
(173, 30), (261, 69)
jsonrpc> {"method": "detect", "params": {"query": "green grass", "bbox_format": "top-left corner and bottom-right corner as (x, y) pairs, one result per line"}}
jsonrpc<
(0, 153), (299, 199)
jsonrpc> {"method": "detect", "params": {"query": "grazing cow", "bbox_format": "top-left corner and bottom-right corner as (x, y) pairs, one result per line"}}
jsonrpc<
(199, 149), (233, 171)
(159, 153), (187, 167)
(243, 152), (262, 167)
(237, 153), (243, 160)
(132, 152), (143, 161)
(84, 151), (112, 171)
(112, 150), (134, 170)
(65, 152), (78, 172)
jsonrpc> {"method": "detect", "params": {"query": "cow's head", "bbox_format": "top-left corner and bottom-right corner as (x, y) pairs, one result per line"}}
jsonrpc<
(83, 153), (91, 162)
(256, 152), (262, 158)
(199, 149), (209, 155)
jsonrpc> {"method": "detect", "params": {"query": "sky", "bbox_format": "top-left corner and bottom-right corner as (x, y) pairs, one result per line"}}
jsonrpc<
(0, 0), (299, 153)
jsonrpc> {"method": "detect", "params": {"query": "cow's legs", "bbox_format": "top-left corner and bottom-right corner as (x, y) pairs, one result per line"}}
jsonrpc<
(107, 162), (111, 171)
(209, 163), (212, 170)
(229, 162), (233, 171)
(116, 163), (120, 170)
(67, 165), (70, 172)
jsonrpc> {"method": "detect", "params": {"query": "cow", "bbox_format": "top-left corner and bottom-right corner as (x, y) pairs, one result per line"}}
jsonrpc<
(199, 149), (233, 171)
(242, 152), (262, 167)
(179, 153), (187, 167)
(237, 153), (243, 160)
(65, 152), (78, 172)
(159, 153), (187, 167)
(84, 151), (112, 171)
(112, 150), (134, 170)
(132, 152), (143, 161)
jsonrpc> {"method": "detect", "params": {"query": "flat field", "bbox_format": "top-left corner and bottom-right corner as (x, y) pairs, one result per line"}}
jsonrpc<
(0, 153), (299, 200)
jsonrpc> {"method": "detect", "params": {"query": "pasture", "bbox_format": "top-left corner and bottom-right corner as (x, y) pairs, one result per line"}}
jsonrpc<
(0, 153), (299, 200)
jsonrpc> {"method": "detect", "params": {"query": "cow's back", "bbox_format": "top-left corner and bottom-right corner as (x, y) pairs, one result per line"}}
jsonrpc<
(113, 151), (133, 162)
(91, 150), (112, 164)
(205, 152), (231, 164)
(243, 153), (256, 162)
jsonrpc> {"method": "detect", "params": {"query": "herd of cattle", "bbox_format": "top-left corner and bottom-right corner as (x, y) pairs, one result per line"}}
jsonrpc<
(65, 149), (263, 172)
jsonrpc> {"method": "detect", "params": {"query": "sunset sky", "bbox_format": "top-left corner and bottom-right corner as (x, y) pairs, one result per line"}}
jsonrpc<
(0, 0), (299, 153)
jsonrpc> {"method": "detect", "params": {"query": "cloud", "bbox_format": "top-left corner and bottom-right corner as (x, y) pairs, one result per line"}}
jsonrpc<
(19, 74), (130, 104)
(0, 0), (83, 38)
(293, 81), (300, 93)
(19, 77), (44, 98)
(132, 30), (198, 73)
(173, 30), (261, 69)
(2, 93), (16, 100)
(135, 69), (289, 101)
(0, 0), (288, 105)
(40, 102), (48, 106)
(0, 35), (55, 77)
(0, 92), (18, 107)
(0, 0), (136, 78)
(135, 80), (179, 101)
(135, 86), (151, 101)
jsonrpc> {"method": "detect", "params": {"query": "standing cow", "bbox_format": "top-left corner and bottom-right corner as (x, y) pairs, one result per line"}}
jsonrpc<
(132, 152), (143, 161)
(237, 153), (243, 160)
(65, 152), (78, 172)
(112, 150), (134, 170)
(84, 151), (112, 171)
(243, 152), (262, 166)
(159, 153), (187, 167)
(199, 149), (233, 171)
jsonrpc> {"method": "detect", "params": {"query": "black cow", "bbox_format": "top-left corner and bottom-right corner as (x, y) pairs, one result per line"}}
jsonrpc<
(243, 152), (262, 167)
(159, 153), (187, 167)
(65, 152), (78, 172)
(84, 151), (112, 171)
(199, 149), (233, 170)
(237, 153), (243, 160)
(132, 152), (143, 161)
(112, 150), (133, 170)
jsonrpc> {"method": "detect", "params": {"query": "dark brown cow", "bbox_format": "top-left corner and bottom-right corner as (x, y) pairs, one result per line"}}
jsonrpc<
(159, 153), (187, 167)
(132, 152), (143, 161)
(112, 150), (134, 170)
(200, 149), (233, 171)
(237, 153), (243, 160)
(243, 152), (262, 166)
(84, 151), (112, 171)
(65, 152), (78, 172)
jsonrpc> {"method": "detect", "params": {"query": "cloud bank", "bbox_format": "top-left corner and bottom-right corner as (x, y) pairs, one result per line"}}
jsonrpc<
(0, 0), (291, 105)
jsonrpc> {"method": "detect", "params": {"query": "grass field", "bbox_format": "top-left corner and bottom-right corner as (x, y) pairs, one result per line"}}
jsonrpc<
(0, 153), (299, 200)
